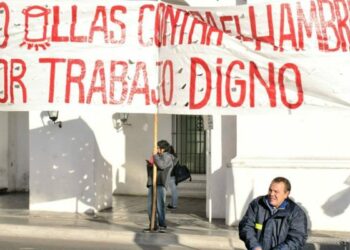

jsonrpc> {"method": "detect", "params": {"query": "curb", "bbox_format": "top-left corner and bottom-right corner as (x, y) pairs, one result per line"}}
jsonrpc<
(1, 223), (348, 249)
(0, 223), (244, 249)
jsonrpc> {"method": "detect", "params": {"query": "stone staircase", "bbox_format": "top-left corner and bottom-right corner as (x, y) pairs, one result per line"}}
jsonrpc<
(176, 174), (206, 198)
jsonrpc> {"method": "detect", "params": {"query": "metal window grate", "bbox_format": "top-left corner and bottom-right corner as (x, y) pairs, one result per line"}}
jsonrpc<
(171, 115), (206, 174)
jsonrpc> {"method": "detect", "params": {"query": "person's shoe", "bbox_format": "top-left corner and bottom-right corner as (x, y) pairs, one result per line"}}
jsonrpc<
(158, 226), (167, 233)
(167, 204), (177, 209)
(143, 227), (158, 233)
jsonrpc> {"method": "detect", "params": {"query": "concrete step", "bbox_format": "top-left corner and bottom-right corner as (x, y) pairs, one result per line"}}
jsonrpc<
(305, 238), (350, 250)
(0, 208), (240, 250)
(0, 223), (240, 249)
(177, 187), (206, 198)
(176, 174), (206, 198)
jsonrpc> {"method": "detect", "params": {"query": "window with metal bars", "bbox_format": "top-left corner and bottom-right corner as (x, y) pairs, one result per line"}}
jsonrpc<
(171, 115), (206, 174)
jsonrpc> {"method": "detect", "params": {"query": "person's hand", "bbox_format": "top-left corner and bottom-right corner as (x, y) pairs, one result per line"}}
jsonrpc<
(148, 155), (154, 165)
(146, 160), (152, 167)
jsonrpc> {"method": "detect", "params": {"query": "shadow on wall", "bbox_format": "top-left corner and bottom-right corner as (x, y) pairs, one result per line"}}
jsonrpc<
(240, 189), (254, 219)
(322, 175), (350, 217)
(222, 115), (238, 222)
(294, 200), (312, 230)
(115, 114), (153, 195)
(30, 114), (112, 213)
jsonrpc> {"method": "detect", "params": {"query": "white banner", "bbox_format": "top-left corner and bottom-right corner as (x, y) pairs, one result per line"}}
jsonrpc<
(1, 0), (350, 114)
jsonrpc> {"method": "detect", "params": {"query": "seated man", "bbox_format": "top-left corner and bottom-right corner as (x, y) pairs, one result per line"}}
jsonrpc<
(239, 177), (308, 250)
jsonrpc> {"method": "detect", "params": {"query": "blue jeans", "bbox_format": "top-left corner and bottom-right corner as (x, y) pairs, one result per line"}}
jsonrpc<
(169, 176), (178, 207)
(147, 186), (166, 228)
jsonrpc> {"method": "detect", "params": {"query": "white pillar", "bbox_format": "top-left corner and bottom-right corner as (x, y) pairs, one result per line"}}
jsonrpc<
(8, 112), (29, 191)
(0, 112), (9, 190)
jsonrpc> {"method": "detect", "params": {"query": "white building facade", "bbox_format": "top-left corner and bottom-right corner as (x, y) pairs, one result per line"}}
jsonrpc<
(0, 109), (349, 232)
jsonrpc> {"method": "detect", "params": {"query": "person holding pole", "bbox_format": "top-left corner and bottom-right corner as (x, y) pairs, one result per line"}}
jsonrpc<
(145, 140), (176, 233)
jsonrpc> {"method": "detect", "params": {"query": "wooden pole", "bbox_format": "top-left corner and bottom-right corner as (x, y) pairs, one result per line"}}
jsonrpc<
(151, 5), (162, 229)
(150, 113), (158, 231)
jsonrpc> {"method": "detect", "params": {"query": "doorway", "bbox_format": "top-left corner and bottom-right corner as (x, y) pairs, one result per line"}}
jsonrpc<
(171, 115), (206, 174)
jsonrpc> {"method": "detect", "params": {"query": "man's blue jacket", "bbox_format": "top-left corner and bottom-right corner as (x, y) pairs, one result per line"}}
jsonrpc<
(239, 196), (308, 250)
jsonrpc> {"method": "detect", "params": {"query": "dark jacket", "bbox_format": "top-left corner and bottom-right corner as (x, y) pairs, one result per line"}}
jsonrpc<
(239, 196), (308, 250)
(146, 152), (176, 188)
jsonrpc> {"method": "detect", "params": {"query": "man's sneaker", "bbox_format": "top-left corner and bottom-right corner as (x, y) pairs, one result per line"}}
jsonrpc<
(143, 227), (158, 233)
(167, 204), (177, 209)
(158, 226), (167, 233)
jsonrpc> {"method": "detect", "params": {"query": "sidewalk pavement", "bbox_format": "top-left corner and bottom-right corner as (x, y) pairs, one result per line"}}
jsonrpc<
(0, 192), (349, 250)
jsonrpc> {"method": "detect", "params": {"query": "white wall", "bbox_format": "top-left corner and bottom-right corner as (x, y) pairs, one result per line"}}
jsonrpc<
(207, 115), (237, 219)
(29, 111), (115, 213)
(8, 112), (29, 191)
(114, 114), (172, 195)
(29, 111), (172, 213)
(224, 111), (350, 232)
(0, 112), (29, 192)
(229, 159), (350, 231)
(247, 0), (269, 4)
(236, 112), (350, 159)
(184, 0), (246, 6)
(0, 112), (8, 189)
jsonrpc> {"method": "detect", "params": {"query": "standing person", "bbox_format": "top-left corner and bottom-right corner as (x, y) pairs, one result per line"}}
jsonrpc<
(145, 140), (176, 233)
(167, 146), (179, 209)
(239, 177), (308, 250)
